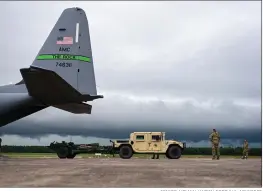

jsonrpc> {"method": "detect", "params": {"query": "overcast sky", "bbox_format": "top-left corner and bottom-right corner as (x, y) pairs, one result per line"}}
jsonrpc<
(0, 1), (261, 147)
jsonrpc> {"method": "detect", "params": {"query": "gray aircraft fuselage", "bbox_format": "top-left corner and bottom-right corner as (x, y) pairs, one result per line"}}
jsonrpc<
(0, 93), (45, 127)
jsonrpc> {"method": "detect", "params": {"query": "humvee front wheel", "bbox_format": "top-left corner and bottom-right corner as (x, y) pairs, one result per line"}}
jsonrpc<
(166, 145), (182, 159)
(119, 145), (133, 159)
(56, 147), (68, 159)
(67, 153), (76, 159)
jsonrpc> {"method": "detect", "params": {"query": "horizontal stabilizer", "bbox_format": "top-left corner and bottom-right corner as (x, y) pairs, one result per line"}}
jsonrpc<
(53, 103), (92, 114)
(20, 67), (82, 105)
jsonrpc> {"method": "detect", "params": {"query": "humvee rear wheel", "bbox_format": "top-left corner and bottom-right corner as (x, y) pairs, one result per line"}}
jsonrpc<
(167, 145), (182, 159)
(165, 153), (171, 159)
(67, 154), (76, 159)
(119, 145), (133, 159)
(57, 147), (68, 159)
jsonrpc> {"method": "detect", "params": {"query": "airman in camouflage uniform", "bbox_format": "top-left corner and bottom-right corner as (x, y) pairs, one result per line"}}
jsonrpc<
(242, 139), (249, 159)
(152, 152), (160, 159)
(109, 140), (115, 157)
(152, 135), (160, 159)
(209, 129), (220, 160)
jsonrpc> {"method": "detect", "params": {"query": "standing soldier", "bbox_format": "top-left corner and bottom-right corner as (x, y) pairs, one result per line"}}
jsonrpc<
(152, 135), (160, 159)
(209, 129), (220, 160)
(109, 140), (115, 158)
(242, 139), (249, 159)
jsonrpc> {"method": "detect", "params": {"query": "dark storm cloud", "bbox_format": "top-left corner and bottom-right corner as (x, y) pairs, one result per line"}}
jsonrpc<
(0, 88), (261, 144)
(0, 93), (261, 143)
(0, 121), (261, 144)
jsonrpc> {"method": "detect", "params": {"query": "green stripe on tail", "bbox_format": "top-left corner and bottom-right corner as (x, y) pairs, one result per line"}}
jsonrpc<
(37, 54), (91, 62)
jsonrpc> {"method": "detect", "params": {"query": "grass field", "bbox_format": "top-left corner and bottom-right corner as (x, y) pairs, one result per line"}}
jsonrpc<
(1, 152), (261, 159)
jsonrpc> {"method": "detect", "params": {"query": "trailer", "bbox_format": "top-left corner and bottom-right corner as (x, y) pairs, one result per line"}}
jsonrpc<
(48, 141), (114, 159)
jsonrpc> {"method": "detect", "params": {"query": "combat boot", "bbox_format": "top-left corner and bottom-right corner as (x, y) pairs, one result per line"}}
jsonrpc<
(217, 156), (220, 160)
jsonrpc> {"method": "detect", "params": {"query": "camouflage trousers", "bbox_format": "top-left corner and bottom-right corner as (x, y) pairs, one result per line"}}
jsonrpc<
(152, 153), (159, 159)
(242, 149), (248, 159)
(212, 143), (220, 159)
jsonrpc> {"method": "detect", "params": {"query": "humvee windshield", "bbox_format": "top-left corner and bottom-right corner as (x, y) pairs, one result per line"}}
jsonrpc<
(152, 133), (166, 141)
(152, 135), (161, 140)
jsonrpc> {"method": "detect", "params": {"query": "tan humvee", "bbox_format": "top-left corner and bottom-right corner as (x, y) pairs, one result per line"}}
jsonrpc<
(110, 132), (186, 159)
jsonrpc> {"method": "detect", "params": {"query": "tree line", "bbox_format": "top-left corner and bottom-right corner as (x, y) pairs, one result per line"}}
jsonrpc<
(1, 145), (261, 156)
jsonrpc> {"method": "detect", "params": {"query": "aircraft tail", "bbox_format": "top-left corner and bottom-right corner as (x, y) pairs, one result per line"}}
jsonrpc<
(30, 7), (98, 97)
(0, 7), (103, 127)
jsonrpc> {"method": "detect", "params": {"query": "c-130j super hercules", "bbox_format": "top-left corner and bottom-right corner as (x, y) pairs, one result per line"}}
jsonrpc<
(0, 7), (103, 127)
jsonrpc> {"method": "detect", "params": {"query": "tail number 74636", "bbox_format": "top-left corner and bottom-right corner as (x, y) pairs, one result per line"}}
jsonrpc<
(56, 62), (72, 67)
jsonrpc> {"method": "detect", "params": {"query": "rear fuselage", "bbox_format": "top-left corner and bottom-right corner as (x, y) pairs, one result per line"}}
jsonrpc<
(0, 93), (47, 127)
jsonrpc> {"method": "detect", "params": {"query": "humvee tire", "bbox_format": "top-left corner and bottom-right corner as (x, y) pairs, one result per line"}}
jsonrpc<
(165, 153), (171, 159)
(166, 145), (182, 159)
(67, 153), (76, 159)
(119, 145), (133, 159)
(57, 147), (68, 159)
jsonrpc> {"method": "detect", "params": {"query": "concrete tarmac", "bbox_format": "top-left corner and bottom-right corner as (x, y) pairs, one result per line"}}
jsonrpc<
(0, 158), (261, 187)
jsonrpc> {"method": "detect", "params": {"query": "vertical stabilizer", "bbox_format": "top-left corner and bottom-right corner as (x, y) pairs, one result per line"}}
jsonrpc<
(30, 7), (97, 96)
